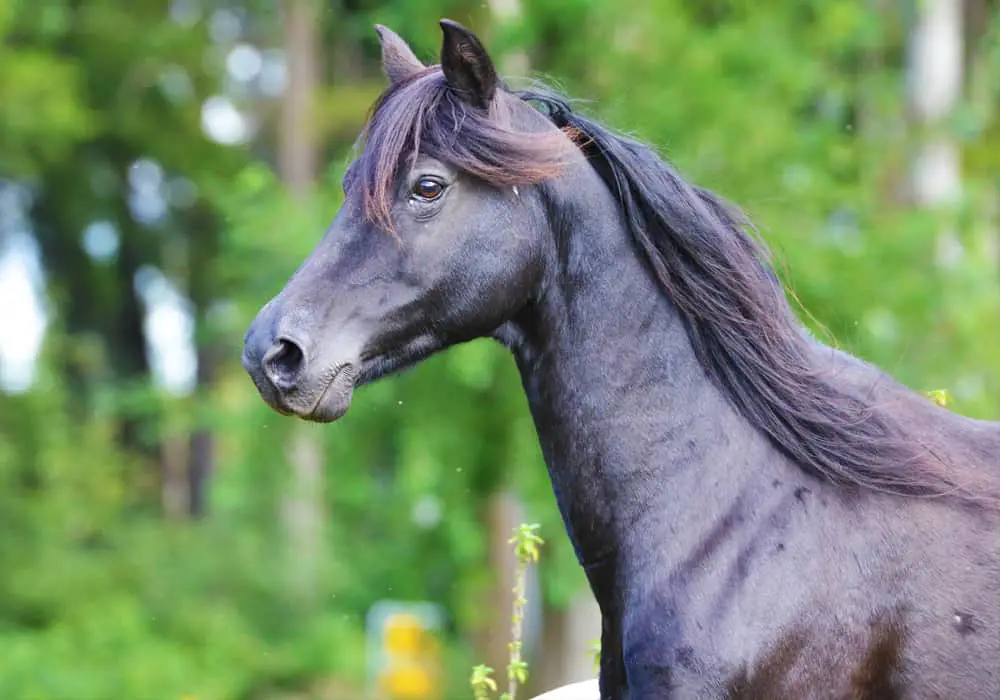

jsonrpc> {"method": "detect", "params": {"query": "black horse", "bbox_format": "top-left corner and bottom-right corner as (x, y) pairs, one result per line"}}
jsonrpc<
(243, 20), (1000, 699)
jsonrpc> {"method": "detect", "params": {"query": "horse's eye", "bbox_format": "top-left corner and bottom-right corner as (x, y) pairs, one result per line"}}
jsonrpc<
(412, 178), (444, 201)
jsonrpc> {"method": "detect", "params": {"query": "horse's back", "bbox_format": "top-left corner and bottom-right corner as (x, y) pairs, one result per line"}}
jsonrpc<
(778, 493), (1000, 698)
(715, 486), (1000, 699)
(884, 495), (1000, 697)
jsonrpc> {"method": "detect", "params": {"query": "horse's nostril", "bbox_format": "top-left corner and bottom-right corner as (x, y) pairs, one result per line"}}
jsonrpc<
(263, 338), (306, 389)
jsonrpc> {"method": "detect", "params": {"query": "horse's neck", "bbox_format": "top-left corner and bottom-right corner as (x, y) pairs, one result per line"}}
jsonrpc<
(501, 173), (804, 590)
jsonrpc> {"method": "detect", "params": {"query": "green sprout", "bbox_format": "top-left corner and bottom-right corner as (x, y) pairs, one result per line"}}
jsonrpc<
(471, 664), (498, 700)
(926, 389), (953, 408)
(471, 523), (545, 700)
(589, 638), (602, 674)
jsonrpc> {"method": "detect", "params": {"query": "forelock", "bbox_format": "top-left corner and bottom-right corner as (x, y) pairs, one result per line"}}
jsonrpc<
(350, 69), (578, 232)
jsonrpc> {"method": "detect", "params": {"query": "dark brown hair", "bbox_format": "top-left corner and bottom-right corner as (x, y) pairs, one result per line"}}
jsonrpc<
(348, 68), (577, 231)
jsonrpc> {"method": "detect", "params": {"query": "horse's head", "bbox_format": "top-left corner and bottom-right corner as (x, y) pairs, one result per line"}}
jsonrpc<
(242, 20), (578, 422)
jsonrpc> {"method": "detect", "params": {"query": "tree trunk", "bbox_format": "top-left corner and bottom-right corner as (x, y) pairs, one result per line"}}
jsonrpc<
(33, 140), (162, 508)
(279, 0), (320, 195)
(487, 0), (529, 77)
(278, 0), (325, 603)
(962, 0), (1000, 315)
(479, 491), (523, 677)
(160, 434), (188, 519)
(531, 592), (602, 696)
(907, 0), (963, 213)
(185, 202), (221, 518)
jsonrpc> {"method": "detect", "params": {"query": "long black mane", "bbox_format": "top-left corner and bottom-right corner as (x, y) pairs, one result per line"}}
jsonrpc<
(519, 89), (940, 496)
(353, 71), (994, 507)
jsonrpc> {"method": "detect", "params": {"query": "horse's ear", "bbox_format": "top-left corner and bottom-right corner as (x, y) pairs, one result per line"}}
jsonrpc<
(439, 19), (498, 109)
(375, 24), (425, 84)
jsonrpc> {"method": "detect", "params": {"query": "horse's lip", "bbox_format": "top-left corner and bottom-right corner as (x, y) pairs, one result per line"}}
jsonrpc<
(303, 363), (350, 419)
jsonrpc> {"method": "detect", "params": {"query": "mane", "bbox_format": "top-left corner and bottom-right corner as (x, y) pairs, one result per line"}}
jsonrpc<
(352, 69), (995, 508)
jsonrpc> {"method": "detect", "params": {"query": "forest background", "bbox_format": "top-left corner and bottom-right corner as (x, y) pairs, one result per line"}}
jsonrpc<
(1, 0), (998, 698)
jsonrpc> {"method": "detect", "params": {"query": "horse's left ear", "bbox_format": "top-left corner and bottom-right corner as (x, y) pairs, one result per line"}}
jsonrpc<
(376, 24), (425, 84)
(439, 19), (498, 109)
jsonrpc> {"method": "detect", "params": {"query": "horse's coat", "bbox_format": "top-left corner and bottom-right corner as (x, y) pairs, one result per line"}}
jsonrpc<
(243, 20), (1000, 699)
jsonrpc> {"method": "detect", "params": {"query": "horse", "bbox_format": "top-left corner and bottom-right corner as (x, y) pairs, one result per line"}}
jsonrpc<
(242, 19), (1000, 699)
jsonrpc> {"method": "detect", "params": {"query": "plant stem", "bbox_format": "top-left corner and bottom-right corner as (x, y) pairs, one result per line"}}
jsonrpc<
(507, 557), (528, 700)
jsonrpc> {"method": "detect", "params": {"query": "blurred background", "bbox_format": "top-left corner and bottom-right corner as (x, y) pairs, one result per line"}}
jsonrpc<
(1, 0), (999, 698)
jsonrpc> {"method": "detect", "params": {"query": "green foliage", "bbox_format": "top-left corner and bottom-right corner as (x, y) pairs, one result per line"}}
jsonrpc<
(470, 665), (498, 700)
(0, 2), (95, 174)
(2, 1), (1000, 698)
(926, 389), (955, 409)
(0, 383), (369, 699)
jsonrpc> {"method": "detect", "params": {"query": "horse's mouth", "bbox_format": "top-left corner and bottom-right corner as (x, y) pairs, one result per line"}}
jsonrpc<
(275, 333), (442, 423)
(296, 363), (356, 423)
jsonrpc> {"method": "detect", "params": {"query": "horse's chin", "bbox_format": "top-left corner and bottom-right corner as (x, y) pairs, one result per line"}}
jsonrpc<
(303, 364), (356, 423)
(274, 364), (356, 424)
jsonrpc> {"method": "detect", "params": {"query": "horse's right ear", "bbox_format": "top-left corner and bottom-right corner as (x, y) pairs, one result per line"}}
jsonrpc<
(375, 24), (425, 84)
(439, 19), (498, 109)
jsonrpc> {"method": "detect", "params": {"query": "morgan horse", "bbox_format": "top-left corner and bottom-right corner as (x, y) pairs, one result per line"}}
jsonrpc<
(243, 19), (1000, 699)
